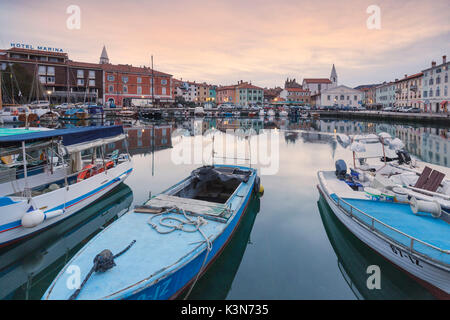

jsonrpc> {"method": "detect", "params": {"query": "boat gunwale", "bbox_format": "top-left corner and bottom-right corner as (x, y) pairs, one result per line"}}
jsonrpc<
(44, 165), (257, 300)
(317, 171), (450, 269)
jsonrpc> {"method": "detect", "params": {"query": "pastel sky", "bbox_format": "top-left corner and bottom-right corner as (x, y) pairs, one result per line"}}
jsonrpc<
(1, 0), (449, 88)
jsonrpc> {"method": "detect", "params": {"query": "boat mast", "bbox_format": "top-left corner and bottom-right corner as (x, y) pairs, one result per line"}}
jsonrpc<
(0, 68), (2, 110)
(10, 72), (14, 105)
(151, 55), (154, 107)
(66, 63), (69, 103)
(22, 141), (31, 199)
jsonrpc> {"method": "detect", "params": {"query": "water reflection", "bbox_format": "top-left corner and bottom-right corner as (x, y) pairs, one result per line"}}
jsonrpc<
(317, 196), (434, 300)
(0, 184), (133, 300)
(1, 116), (448, 300)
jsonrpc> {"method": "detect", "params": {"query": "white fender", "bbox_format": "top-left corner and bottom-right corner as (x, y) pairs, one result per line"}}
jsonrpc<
(410, 197), (442, 218)
(21, 209), (45, 228)
(22, 209), (64, 228)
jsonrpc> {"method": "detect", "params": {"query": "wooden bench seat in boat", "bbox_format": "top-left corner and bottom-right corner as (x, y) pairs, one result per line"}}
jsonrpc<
(138, 194), (233, 222)
(413, 166), (445, 193)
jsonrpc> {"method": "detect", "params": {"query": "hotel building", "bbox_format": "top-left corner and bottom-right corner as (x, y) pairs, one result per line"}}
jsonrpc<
(0, 47), (103, 104)
(0, 45), (173, 107)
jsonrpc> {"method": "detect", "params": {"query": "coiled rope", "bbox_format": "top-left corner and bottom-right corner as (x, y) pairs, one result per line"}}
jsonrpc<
(68, 239), (136, 300)
(147, 207), (213, 299)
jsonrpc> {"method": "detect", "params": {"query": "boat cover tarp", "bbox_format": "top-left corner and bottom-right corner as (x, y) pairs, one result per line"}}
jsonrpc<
(190, 165), (251, 189)
(0, 126), (124, 147)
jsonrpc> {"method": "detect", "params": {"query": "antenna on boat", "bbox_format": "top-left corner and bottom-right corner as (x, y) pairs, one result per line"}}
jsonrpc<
(152, 124), (155, 176)
(212, 130), (215, 167)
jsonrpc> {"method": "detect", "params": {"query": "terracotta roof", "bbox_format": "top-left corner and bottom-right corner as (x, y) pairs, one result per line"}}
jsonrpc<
(237, 83), (263, 90)
(217, 85), (237, 91)
(67, 60), (102, 69)
(396, 72), (423, 82)
(286, 87), (309, 92)
(303, 78), (332, 84)
(8, 47), (68, 57)
(101, 63), (172, 77)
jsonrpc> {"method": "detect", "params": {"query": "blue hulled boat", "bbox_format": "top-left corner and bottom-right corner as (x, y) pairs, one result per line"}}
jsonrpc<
(43, 165), (260, 300)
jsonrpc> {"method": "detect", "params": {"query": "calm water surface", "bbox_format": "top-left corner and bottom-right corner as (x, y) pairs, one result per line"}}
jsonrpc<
(1, 117), (448, 300)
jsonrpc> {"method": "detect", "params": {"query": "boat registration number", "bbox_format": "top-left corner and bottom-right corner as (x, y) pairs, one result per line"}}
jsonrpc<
(389, 244), (423, 268)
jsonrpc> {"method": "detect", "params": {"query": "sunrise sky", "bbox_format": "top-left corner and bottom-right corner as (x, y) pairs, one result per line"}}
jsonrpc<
(1, 0), (449, 88)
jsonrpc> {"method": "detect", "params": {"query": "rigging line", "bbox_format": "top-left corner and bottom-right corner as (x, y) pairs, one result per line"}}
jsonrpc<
(146, 206), (212, 300)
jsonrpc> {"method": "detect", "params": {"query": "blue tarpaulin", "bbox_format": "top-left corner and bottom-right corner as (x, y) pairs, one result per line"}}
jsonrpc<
(0, 126), (124, 147)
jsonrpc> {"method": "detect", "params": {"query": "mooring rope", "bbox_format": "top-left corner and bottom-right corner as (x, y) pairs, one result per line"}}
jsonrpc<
(147, 207), (213, 299)
(68, 239), (136, 300)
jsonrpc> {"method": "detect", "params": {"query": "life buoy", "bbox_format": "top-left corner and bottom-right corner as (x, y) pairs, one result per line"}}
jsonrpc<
(97, 161), (114, 174)
(105, 161), (114, 169)
(77, 164), (96, 182)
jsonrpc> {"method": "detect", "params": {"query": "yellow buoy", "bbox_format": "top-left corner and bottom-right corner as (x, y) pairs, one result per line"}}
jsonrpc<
(259, 184), (264, 196)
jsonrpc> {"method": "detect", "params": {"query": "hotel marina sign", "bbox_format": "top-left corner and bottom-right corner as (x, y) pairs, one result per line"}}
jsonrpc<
(10, 42), (64, 53)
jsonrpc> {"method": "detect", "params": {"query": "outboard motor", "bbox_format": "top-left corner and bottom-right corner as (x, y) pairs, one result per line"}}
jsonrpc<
(396, 150), (411, 165)
(335, 160), (347, 180)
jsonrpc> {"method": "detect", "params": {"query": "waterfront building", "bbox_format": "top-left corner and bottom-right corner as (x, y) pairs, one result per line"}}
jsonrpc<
(284, 78), (302, 89)
(302, 64), (337, 95)
(208, 85), (216, 103)
(316, 85), (363, 109)
(422, 55), (449, 113)
(0, 47), (103, 104)
(375, 81), (396, 109)
(263, 87), (283, 103)
(354, 84), (379, 109)
(172, 79), (196, 103)
(216, 81), (264, 106)
(196, 82), (209, 103)
(100, 47), (173, 107)
(235, 81), (264, 106)
(0, 45), (174, 107)
(216, 85), (236, 105)
(279, 87), (311, 105)
(393, 72), (423, 110)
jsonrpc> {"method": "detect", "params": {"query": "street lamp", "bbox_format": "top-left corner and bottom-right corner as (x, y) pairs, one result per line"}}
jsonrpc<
(47, 90), (52, 106)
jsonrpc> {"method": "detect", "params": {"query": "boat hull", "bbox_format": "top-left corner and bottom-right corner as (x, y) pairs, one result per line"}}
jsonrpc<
(128, 180), (255, 300)
(317, 181), (450, 298)
(0, 161), (133, 247)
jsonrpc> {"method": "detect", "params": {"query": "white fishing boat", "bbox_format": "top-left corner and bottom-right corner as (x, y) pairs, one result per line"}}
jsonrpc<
(279, 110), (288, 117)
(0, 126), (133, 246)
(194, 106), (204, 117)
(0, 106), (38, 123)
(318, 132), (450, 298)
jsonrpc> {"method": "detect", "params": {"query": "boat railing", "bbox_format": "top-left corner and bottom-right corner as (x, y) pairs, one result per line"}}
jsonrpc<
(334, 196), (450, 263)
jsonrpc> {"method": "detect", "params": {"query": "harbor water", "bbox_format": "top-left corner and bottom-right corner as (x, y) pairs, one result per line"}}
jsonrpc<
(1, 117), (448, 300)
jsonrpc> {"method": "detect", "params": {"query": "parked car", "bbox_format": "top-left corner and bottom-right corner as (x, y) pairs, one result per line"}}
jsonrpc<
(29, 100), (50, 108)
(355, 106), (366, 111)
(382, 107), (394, 112)
(406, 107), (421, 113)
